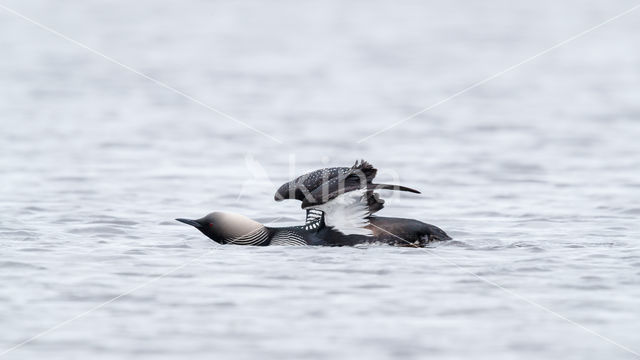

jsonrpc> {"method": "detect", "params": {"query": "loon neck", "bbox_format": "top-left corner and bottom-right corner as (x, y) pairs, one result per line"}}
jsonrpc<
(221, 225), (270, 245)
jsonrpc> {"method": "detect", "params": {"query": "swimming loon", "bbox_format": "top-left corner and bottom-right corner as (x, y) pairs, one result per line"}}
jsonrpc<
(176, 211), (450, 246)
(176, 160), (451, 247)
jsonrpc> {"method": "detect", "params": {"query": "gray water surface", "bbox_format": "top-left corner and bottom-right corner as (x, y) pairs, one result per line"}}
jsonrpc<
(1, 0), (640, 359)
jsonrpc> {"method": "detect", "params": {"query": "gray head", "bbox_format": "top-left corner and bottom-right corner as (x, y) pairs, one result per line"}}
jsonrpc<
(176, 212), (268, 245)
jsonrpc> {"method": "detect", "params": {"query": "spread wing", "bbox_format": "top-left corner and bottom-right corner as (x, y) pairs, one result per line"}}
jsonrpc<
(274, 159), (422, 236)
(311, 188), (374, 236)
(274, 160), (420, 214)
(274, 159), (419, 215)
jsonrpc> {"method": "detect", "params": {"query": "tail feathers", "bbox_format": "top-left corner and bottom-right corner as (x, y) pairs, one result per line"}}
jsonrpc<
(367, 183), (421, 194)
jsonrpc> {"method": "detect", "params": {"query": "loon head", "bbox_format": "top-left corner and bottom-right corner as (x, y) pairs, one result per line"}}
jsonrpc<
(176, 212), (267, 245)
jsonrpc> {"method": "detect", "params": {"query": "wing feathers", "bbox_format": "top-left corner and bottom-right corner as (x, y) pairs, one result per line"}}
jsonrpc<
(275, 159), (421, 222)
(312, 189), (373, 236)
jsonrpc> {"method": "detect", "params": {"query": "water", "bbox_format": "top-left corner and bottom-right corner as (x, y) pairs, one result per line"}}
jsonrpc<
(1, 0), (640, 359)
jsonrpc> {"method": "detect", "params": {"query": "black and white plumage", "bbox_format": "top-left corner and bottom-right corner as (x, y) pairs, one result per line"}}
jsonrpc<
(275, 160), (422, 236)
(176, 160), (451, 247)
(311, 188), (374, 236)
(176, 211), (451, 247)
(275, 160), (420, 210)
(269, 230), (307, 246)
(176, 212), (312, 246)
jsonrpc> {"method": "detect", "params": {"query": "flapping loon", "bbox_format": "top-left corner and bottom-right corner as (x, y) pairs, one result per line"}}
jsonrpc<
(177, 160), (451, 247)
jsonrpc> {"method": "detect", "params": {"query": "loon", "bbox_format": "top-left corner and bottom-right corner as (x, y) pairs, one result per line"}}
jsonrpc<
(176, 160), (451, 247)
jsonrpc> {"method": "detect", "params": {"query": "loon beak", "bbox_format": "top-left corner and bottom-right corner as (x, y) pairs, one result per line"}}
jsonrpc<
(175, 218), (202, 228)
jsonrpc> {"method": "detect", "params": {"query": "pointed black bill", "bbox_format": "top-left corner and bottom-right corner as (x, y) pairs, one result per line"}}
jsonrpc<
(175, 218), (202, 228)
